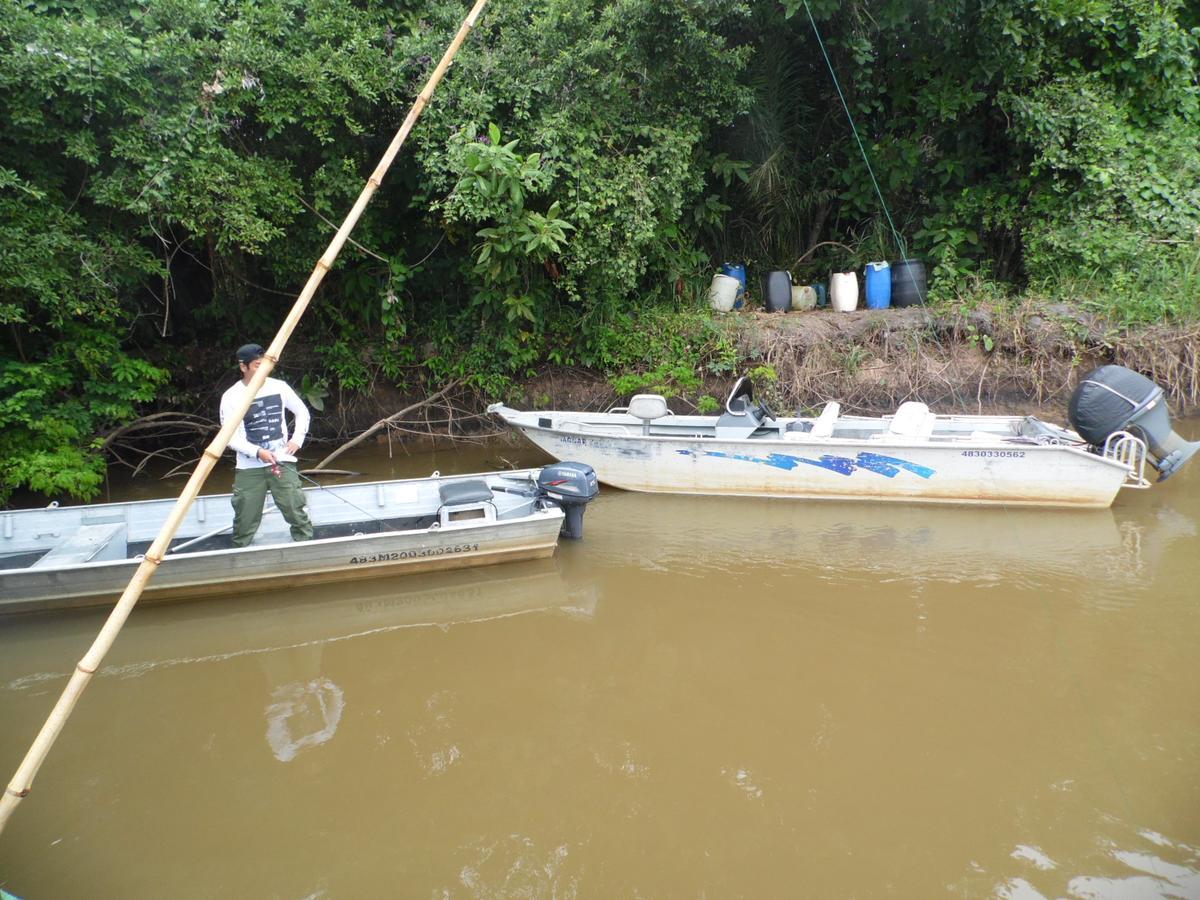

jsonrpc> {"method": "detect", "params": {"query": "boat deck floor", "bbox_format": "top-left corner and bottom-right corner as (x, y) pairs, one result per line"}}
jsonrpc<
(134, 515), (439, 556)
(2, 515), (439, 571)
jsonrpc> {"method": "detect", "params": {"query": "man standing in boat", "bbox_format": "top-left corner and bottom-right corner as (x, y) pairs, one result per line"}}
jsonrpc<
(219, 343), (314, 547)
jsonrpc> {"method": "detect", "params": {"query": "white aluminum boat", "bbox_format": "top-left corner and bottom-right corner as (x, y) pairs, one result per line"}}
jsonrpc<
(0, 465), (598, 615)
(489, 368), (1197, 510)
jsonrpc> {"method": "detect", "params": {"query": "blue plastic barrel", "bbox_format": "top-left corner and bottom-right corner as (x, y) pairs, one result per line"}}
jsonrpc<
(865, 261), (891, 309)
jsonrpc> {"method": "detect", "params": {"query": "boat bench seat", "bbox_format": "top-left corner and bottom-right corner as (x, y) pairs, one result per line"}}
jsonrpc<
(30, 522), (128, 568)
(877, 401), (936, 440)
(786, 401), (840, 440)
(439, 480), (495, 506)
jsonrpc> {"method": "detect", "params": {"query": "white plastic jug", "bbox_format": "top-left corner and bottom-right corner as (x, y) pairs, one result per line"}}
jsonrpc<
(830, 272), (858, 312)
(708, 274), (740, 312)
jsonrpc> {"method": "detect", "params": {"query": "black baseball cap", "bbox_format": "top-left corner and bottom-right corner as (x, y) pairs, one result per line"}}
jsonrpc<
(235, 343), (265, 364)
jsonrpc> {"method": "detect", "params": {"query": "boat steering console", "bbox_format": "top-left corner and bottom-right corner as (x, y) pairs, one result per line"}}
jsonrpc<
(723, 376), (776, 426)
(715, 376), (776, 439)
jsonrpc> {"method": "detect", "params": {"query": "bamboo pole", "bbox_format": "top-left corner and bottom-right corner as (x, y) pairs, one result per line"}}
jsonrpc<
(0, 0), (491, 836)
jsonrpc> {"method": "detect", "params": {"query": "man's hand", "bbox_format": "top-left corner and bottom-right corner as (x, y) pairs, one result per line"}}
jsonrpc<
(256, 448), (278, 465)
(285, 440), (300, 456)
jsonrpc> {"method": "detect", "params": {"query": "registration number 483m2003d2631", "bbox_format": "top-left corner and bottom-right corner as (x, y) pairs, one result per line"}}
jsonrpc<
(350, 544), (480, 564)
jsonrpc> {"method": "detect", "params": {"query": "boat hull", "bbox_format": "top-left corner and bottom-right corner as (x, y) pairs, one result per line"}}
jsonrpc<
(0, 470), (569, 615)
(504, 422), (1129, 509)
(0, 515), (562, 615)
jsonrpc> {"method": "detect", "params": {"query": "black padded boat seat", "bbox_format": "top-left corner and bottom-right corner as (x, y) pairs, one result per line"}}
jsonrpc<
(438, 480), (494, 506)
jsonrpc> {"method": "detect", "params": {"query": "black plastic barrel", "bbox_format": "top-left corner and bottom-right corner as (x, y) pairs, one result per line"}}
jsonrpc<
(764, 270), (791, 312)
(890, 259), (927, 307)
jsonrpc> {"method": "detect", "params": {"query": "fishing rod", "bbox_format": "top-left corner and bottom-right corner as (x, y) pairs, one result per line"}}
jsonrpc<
(295, 471), (407, 532)
(0, 0), (493, 834)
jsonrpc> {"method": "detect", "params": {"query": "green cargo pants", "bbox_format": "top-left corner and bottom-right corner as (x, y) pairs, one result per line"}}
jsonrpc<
(231, 462), (314, 548)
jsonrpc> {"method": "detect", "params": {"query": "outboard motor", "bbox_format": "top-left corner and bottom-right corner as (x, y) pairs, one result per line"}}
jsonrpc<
(1067, 365), (1199, 481)
(537, 461), (599, 539)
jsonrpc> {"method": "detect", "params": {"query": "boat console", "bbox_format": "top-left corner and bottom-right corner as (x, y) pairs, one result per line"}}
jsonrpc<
(716, 376), (777, 439)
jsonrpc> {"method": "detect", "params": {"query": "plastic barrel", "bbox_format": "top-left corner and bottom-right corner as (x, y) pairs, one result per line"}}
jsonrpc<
(865, 261), (891, 309)
(813, 283), (828, 307)
(764, 271), (792, 312)
(721, 263), (747, 308)
(890, 259), (927, 307)
(708, 274), (739, 312)
(791, 284), (817, 311)
(830, 272), (858, 312)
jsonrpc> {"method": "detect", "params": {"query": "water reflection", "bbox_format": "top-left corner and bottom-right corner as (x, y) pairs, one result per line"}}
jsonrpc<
(575, 491), (1196, 591)
(264, 675), (344, 763)
(453, 835), (581, 897)
(990, 822), (1200, 898)
(1, 559), (589, 691)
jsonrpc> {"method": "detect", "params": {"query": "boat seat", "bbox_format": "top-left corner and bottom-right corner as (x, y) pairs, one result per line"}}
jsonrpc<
(884, 401), (936, 439)
(627, 394), (669, 435)
(437, 479), (497, 526)
(808, 401), (841, 439)
(30, 522), (128, 568)
(438, 480), (495, 506)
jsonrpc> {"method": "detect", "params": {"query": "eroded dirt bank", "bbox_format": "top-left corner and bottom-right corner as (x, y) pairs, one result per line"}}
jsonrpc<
(323, 303), (1199, 447)
(718, 303), (1199, 418)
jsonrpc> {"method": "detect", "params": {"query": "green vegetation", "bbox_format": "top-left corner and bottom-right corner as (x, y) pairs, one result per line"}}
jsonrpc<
(1, 0), (1198, 502)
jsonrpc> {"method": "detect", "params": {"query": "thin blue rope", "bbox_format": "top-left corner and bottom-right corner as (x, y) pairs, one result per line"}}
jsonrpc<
(802, 0), (908, 262)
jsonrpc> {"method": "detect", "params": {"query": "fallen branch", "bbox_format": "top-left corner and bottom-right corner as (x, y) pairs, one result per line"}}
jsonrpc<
(310, 380), (462, 471)
(100, 412), (216, 453)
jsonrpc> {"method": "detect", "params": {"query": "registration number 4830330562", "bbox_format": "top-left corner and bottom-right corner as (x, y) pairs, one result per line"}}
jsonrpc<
(960, 449), (1026, 459)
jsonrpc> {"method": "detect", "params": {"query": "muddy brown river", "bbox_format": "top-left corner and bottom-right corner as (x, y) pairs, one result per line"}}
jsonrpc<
(2, 425), (1199, 898)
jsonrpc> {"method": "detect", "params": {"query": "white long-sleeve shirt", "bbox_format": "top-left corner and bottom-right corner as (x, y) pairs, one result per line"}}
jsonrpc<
(219, 376), (310, 469)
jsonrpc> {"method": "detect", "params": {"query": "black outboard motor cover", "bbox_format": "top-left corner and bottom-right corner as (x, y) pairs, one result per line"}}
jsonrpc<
(1068, 365), (1162, 445)
(537, 461), (599, 539)
(1068, 365), (1199, 480)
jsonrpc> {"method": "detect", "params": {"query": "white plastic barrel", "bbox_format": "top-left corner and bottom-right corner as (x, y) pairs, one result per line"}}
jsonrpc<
(830, 272), (858, 312)
(708, 274), (740, 312)
(791, 284), (817, 310)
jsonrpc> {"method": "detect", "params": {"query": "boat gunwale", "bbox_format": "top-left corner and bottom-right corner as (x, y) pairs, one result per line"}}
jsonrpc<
(0, 467), (547, 521)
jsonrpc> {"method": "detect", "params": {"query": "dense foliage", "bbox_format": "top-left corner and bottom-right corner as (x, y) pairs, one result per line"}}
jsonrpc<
(1, 0), (1198, 502)
(728, 0), (1200, 316)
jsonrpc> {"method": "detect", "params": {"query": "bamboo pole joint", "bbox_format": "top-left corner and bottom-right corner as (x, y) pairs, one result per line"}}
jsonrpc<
(76, 662), (97, 676)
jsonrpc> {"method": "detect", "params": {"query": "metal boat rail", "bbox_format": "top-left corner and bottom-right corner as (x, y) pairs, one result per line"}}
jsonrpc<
(1104, 430), (1151, 489)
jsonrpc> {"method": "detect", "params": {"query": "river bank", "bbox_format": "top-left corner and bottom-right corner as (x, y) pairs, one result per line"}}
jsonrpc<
(312, 301), (1199, 448)
(79, 300), (1199, 497)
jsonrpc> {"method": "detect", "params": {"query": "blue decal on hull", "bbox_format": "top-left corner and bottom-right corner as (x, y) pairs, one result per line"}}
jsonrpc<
(677, 449), (934, 479)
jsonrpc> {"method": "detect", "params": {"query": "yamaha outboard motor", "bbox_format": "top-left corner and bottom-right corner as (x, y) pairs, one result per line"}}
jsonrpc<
(1067, 365), (1199, 481)
(537, 461), (599, 539)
